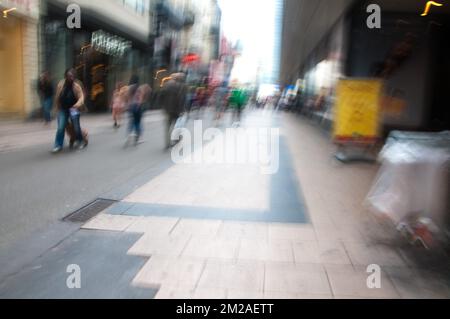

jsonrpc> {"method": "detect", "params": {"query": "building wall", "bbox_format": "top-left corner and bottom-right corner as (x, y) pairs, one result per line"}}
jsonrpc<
(181, 0), (218, 64)
(302, 17), (348, 100)
(51, 0), (152, 43)
(271, 0), (283, 84)
(0, 0), (40, 118)
(42, 0), (156, 112)
(281, 0), (450, 130)
(187, 0), (211, 63)
(1, 0), (155, 118)
(280, 0), (356, 85)
(0, 16), (25, 117)
(22, 20), (40, 116)
(347, 12), (435, 129)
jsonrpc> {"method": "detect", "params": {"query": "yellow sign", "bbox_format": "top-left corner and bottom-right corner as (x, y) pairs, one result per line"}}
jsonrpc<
(333, 79), (382, 144)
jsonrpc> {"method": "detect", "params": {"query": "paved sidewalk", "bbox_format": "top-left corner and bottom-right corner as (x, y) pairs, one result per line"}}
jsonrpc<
(0, 111), (165, 153)
(1, 110), (449, 299)
(78, 111), (450, 299)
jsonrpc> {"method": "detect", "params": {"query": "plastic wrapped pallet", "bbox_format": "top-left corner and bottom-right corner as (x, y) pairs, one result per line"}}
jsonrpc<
(366, 131), (450, 235)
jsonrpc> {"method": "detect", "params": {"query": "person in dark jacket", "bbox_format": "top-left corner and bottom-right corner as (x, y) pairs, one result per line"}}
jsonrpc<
(38, 71), (54, 125)
(125, 75), (151, 146)
(158, 73), (187, 149)
(52, 68), (85, 153)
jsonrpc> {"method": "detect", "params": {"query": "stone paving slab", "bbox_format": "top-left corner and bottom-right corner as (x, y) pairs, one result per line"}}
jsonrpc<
(0, 230), (156, 299)
(79, 111), (450, 299)
(4, 111), (449, 299)
(111, 134), (308, 224)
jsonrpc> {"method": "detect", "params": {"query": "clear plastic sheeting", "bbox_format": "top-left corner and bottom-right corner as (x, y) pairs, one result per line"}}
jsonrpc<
(366, 131), (450, 248)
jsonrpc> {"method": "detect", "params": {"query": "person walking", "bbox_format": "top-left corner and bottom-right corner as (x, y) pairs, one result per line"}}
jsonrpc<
(229, 87), (247, 125)
(111, 81), (126, 128)
(125, 75), (151, 146)
(158, 73), (187, 149)
(38, 71), (54, 125)
(193, 86), (206, 119)
(52, 68), (86, 153)
(214, 82), (229, 123)
(185, 86), (196, 120)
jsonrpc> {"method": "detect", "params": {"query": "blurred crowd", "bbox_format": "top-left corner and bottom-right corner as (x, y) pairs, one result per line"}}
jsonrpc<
(37, 68), (258, 153)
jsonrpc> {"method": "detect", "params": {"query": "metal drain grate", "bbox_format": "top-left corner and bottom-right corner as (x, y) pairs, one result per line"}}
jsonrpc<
(63, 198), (117, 223)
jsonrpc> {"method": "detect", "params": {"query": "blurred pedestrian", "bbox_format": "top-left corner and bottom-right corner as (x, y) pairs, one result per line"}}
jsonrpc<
(125, 75), (151, 146)
(229, 87), (248, 125)
(38, 71), (54, 125)
(194, 86), (206, 119)
(110, 81), (125, 128)
(185, 86), (196, 119)
(52, 68), (86, 153)
(158, 73), (187, 149)
(214, 82), (229, 123)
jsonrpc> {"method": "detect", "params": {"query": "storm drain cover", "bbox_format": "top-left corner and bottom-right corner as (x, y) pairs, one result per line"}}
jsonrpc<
(63, 199), (117, 223)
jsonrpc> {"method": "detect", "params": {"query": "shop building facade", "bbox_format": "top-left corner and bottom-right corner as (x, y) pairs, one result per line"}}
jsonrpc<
(41, 0), (155, 112)
(1, 0), (225, 117)
(152, 0), (221, 88)
(281, 0), (450, 133)
(0, 0), (40, 118)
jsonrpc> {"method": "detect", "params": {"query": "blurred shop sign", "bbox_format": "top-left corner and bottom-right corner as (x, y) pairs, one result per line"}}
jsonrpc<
(91, 30), (131, 58)
(182, 53), (199, 64)
(381, 88), (407, 117)
(333, 79), (383, 144)
(0, 0), (38, 20)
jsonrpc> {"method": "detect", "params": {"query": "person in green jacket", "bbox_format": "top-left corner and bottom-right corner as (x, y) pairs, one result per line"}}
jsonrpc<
(229, 88), (248, 124)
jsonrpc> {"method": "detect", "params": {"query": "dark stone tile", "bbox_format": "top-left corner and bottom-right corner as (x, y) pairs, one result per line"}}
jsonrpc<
(0, 231), (156, 299)
(109, 136), (310, 225)
(106, 202), (135, 215)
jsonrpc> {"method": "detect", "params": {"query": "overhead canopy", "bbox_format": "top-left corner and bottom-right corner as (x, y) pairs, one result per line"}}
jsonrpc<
(47, 0), (150, 50)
